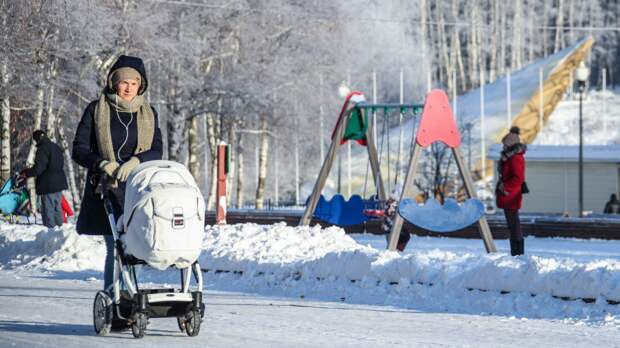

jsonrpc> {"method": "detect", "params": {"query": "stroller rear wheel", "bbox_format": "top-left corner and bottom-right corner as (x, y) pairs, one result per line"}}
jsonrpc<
(184, 308), (201, 337)
(93, 291), (112, 336)
(176, 316), (186, 332)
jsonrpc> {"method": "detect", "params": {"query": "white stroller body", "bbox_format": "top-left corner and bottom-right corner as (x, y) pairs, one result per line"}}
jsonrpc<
(92, 160), (206, 338)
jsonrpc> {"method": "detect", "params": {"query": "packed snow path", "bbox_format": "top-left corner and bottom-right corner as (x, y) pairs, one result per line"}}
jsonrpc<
(0, 270), (619, 348)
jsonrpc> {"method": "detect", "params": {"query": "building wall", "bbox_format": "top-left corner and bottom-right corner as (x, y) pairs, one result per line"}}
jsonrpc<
(494, 161), (618, 214)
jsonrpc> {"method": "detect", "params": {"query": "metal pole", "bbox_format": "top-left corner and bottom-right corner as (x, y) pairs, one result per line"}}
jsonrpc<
(579, 85), (584, 217)
(347, 141), (351, 197)
(399, 68), (404, 185)
(295, 102), (300, 206)
(274, 139), (279, 206)
(506, 70), (512, 128)
(347, 73), (352, 198)
(468, 125), (472, 170)
(453, 69), (458, 196)
(602, 68), (607, 133)
(480, 69), (485, 179)
(320, 74), (325, 162)
(373, 70), (377, 149)
(427, 70), (432, 92)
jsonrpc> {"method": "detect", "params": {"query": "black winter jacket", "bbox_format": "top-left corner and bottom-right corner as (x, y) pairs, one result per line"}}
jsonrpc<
(24, 137), (68, 194)
(72, 55), (162, 235)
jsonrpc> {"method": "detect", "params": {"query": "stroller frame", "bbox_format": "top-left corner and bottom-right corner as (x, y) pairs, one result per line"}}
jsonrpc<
(93, 178), (205, 338)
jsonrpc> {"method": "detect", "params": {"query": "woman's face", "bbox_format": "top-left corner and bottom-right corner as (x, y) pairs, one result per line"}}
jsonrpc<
(116, 79), (140, 101)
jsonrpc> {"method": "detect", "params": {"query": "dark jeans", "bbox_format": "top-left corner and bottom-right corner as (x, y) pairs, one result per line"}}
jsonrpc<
(40, 192), (63, 228)
(103, 185), (126, 291)
(503, 209), (522, 241)
(103, 234), (115, 291)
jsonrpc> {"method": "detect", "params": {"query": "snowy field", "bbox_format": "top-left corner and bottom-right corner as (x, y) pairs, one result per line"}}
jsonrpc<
(1, 222), (620, 347)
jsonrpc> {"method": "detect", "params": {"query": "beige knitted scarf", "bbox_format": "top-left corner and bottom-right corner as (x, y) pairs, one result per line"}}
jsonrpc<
(94, 92), (155, 162)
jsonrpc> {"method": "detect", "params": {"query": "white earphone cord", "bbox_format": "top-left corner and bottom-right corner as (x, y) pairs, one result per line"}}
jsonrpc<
(115, 94), (134, 163)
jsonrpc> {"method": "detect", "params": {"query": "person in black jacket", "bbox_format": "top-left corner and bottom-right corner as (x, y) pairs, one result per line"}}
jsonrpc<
(604, 194), (620, 214)
(21, 130), (68, 228)
(72, 55), (162, 291)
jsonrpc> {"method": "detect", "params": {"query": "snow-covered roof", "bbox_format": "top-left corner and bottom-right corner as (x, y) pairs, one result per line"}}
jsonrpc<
(488, 144), (620, 163)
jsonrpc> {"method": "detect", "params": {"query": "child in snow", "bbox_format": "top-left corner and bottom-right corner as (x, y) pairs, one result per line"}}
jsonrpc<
(382, 187), (411, 252)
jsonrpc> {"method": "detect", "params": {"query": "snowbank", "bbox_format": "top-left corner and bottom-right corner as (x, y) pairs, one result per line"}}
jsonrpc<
(200, 223), (620, 302)
(0, 223), (104, 272)
(1, 222), (620, 325)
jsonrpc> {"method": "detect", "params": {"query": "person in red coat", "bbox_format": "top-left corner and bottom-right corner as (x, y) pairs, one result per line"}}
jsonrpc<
(496, 126), (526, 256)
(60, 193), (74, 223)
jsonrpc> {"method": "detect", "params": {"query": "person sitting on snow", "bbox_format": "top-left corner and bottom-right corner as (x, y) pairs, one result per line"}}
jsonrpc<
(382, 185), (411, 252)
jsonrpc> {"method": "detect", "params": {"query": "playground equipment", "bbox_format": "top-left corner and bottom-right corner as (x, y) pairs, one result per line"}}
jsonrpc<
(300, 92), (387, 226)
(387, 89), (497, 253)
(300, 91), (423, 226)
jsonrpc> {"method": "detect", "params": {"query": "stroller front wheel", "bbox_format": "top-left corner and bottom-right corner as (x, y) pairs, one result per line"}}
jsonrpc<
(184, 308), (202, 337)
(93, 291), (112, 336)
(131, 312), (147, 338)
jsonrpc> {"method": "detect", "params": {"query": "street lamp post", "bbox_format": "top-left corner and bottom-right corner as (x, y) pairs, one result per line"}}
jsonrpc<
(576, 61), (589, 217)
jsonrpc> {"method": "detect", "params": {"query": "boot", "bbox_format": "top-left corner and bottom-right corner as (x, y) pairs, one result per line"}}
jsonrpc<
(518, 239), (525, 255)
(510, 239), (524, 256)
(509, 239), (518, 256)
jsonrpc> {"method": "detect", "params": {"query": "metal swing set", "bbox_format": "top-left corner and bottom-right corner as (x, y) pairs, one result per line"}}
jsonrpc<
(299, 89), (497, 253)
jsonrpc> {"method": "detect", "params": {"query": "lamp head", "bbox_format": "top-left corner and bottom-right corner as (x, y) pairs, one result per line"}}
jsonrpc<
(575, 61), (589, 83)
(338, 81), (350, 98)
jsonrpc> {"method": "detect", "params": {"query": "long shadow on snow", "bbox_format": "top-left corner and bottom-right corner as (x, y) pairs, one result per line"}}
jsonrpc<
(0, 320), (92, 336)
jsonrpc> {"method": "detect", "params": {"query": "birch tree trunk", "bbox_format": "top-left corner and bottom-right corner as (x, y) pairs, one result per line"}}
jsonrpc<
(452, 0), (466, 92)
(511, 1), (523, 70)
(554, 0), (565, 53)
(57, 117), (80, 210)
(498, 1), (506, 77)
(235, 134), (244, 208)
(166, 60), (184, 162)
(420, 0), (428, 78)
(45, 62), (57, 141)
(489, 0), (498, 82)
(527, 0), (534, 62)
(205, 112), (219, 210)
(468, 2), (480, 87)
(26, 85), (45, 214)
(437, 8), (452, 92)
(188, 115), (200, 182)
(227, 120), (237, 201)
(255, 117), (269, 209)
(0, 61), (10, 181)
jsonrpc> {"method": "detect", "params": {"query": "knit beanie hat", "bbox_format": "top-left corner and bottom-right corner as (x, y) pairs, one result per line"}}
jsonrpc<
(109, 67), (142, 90)
(32, 130), (45, 143)
(502, 126), (521, 147)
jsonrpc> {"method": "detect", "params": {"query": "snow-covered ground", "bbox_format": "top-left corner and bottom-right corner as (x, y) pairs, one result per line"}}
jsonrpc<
(1, 222), (620, 346)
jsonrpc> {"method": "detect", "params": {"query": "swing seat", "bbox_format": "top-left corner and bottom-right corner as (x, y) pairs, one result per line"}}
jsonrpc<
(397, 197), (485, 233)
(313, 194), (379, 226)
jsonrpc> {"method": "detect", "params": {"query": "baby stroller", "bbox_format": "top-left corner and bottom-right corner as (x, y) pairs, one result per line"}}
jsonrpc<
(0, 174), (31, 222)
(92, 160), (206, 338)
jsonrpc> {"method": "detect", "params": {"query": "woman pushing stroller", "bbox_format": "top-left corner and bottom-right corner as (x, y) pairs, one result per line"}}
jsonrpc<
(72, 54), (163, 292)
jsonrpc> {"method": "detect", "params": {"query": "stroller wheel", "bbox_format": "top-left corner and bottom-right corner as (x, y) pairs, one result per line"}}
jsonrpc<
(184, 309), (201, 337)
(93, 291), (112, 336)
(131, 312), (147, 339)
(176, 316), (186, 332)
